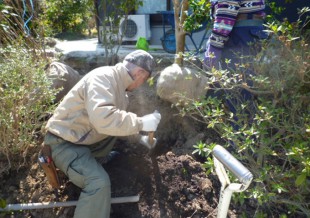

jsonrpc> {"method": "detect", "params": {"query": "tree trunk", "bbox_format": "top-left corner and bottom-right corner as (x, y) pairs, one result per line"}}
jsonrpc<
(173, 0), (189, 66)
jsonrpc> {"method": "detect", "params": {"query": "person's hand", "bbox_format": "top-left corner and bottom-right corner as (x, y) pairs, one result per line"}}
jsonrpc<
(139, 135), (157, 149)
(141, 110), (161, 132)
(204, 43), (222, 70)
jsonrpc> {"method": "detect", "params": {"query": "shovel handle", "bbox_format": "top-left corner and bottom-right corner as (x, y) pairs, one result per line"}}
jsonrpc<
(148, 132), (154, 145)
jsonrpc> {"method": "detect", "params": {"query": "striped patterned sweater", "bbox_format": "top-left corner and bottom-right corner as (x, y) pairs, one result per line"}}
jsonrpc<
(209, 0), (265, 48)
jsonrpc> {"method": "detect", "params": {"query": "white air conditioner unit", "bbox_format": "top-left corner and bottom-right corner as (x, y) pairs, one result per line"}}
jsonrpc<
(119, 15), (151, 41)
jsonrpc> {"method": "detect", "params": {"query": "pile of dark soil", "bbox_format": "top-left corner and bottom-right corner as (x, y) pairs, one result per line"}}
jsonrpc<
(0, 139), (244, 218)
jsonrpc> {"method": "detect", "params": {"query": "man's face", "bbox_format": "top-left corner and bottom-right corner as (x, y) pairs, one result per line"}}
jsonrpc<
(126, 67), (150, 91)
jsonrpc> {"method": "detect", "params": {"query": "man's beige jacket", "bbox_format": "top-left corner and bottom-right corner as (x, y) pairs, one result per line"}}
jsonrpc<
(45, 63), (143, 145)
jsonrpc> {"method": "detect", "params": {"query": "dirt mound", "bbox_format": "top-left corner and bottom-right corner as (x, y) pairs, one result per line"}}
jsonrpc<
(0, 138), (241, 218)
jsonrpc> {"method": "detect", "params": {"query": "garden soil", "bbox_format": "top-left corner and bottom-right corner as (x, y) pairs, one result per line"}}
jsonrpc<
(0, 45), (251, 217)
(0, 137), (251, 218)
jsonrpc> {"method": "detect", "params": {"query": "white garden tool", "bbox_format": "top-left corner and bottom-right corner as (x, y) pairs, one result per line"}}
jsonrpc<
(212, 145), (253, 218)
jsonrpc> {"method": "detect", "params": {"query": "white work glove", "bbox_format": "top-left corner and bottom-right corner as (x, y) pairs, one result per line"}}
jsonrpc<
(141, 110), (161, 132)
(139, 135), (157, 150)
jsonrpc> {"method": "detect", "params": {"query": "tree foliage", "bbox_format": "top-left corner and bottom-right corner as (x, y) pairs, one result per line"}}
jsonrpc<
(184, 0), (211, 32)
(42, 0), (94, 35)
(0, 0), (42, 47)
(179, 6), (310, 217)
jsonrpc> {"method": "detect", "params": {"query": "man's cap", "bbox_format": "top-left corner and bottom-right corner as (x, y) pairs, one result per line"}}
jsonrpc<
(123, 50), (155, 74)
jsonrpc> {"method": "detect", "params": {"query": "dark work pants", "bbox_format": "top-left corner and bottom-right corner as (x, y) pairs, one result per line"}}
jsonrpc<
(210, 23), (268, 130)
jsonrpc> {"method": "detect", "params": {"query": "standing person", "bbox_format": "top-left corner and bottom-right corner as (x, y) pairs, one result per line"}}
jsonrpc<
(204, 0), (268, 129)
(204, 0), (267, 70)
(43, 50), (161, 218)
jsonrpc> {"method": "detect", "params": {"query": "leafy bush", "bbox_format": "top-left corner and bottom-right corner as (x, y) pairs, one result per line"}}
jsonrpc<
(184, 0), (211, 32)
(180, 8), (310, 217)
(0, 47), (57, 176)
(41, 0), (94, 36)
(0, 3), (16, 45)
(0, 1), (45, 48)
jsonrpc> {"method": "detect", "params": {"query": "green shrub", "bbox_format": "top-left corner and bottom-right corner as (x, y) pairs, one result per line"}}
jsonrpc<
(179, 8), (310, 217)
(0, 1), (45, 48)
(0, 47), (57, 176)
(0, 3), (25, 45)
(41, 0), (94, 36)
